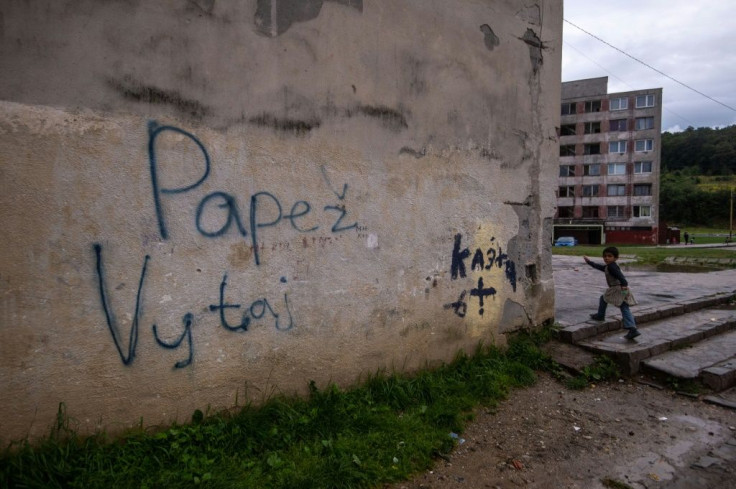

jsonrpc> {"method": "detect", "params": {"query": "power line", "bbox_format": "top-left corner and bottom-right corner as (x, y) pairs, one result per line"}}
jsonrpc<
(563, 40), (697, 128)
(564, 18), (736, 114)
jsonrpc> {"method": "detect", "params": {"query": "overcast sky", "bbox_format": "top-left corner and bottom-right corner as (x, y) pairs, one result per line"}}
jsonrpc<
(562, 1), (736, 132)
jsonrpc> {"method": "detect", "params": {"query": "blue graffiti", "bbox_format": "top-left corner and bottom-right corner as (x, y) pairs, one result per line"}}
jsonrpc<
(147, 121), (357, 265)
(93, 243), (294, 369)
(445, 234), (517, 316)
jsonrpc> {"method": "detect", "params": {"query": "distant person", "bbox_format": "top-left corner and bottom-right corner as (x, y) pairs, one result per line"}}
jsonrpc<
(584, 247), (640, 340)
(683, 231), (689, 245)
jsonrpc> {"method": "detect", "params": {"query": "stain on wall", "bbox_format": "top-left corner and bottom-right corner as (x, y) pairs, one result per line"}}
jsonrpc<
(480, 24), (500, 51)
(255, 0), (363, 37)
(0, 0), (562, 443)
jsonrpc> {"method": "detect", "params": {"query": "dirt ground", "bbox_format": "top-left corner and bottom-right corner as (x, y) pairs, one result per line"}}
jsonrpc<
(385, 372), (736, 489)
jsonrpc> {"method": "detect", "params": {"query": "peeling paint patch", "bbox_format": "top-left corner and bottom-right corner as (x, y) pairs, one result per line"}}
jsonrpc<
(480, 24), (500, 51)
(255, 0), (363, 37)
(521, 28), (543, 73)
(249, 113), (321, 135)
(107, 76), (210, 119)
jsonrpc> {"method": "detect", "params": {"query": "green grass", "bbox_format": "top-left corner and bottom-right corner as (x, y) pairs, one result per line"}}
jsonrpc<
(0, 332), (557, 489)
(552, 244), (736, 266)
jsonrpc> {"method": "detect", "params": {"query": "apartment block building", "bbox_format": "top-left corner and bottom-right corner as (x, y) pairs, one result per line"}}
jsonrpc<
(555, 76), (662, 245)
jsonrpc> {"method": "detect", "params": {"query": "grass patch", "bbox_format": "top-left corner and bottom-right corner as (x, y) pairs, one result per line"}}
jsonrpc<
(565, 356), (621, 390)
(601, 477), (635, 489)
(0, 332), (559, 489)
(552, 244), (736, 266)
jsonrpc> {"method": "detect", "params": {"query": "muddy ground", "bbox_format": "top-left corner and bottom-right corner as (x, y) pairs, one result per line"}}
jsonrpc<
(385, 372), (736, 489)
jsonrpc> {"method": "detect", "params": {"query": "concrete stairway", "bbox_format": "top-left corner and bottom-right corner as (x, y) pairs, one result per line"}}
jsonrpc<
(556, 292), (736, 392)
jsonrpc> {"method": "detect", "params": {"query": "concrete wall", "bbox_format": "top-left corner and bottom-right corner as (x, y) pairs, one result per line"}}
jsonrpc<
(0, 0), (562, 443)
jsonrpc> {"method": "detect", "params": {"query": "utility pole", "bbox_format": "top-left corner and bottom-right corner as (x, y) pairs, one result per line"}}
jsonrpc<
(731, 187), (734, 242)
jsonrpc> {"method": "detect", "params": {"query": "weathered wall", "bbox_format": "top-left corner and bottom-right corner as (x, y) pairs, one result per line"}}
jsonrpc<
(0, 0), (562, 443)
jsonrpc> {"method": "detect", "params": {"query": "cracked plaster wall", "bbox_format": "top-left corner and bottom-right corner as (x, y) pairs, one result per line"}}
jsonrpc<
(0, 0), (562, 442)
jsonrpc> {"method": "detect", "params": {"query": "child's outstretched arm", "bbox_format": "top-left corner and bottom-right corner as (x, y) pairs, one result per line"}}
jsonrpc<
(583, 256), (605, 271)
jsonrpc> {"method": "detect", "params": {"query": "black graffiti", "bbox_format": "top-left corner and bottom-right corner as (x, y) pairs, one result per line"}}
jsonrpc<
(93, 243), (149, 366)
(93, 244), (294, 369)
(153, 313), (194, 369)
(443, 290), (468, 318)
(446, 234), (516, 317)
(208, 274), (294, 332)
(451, 234), (470, 279)
(147, 121), (357, 266)
(469, 277), (496, 316)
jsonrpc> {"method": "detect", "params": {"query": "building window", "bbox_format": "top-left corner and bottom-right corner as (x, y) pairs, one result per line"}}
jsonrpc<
(610, 97), (628, 110)
(583, 143), (601, 155)
(607, 184), (626, 196)
(633, 184), (652, 196)
(635, 139), (654, 152)
(608, 163), (626, 175)
(560, 144), (576, 156)
(634, 161), (653, 173)
(583, 164), (600, 176)
(582, 206), (599, 218)
(633, 205), (651, 217)
(584, 122), (601, 134)
(561, 102), (575, 115)
(584, 100), (602, 113)
(560, 124), (576, 136)
(559, 165), (576, 177)
(608, 141), (627, 154)
(607, 206), (626, 218)
(635, 94), (655, 108)
(582, 184), (599, 197)
(635, 117), (654, 130)
(558, 185), (575, 197)
(609, 119), (627, 131)
(557, 206), (574, 218)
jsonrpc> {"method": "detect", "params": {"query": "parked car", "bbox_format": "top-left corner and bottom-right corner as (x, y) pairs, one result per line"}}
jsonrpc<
(554, 236), (578, 247)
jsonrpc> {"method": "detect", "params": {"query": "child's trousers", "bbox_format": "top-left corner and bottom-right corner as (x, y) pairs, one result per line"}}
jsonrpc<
(597, 295), (636, 329)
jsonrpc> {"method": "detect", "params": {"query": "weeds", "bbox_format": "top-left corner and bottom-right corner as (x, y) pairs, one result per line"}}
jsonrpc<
(1, 332), (561, 489)
(565, 356), (621, 390)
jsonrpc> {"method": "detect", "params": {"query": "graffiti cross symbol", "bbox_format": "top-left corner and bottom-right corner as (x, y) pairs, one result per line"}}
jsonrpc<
(470, 277), (496, 316)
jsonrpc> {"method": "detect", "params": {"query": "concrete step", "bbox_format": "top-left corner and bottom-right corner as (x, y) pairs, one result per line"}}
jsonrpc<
(558, 292), (735, 344)
(575, 308), (736, 375)
(641, 330), (736, 391)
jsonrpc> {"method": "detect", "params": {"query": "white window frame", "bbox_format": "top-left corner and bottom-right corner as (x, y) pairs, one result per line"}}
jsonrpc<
(633, 184), (652, 196)
(610, 97), (628, 111)
(634, 161), (653, 174)
(608, 163), (626, 175)
(633, 205), (651, 217)
(635, 94), (655, 108)
(635, 139), (654, 152)
(608, 141), (627, 154)
(635, 117), (654, 130)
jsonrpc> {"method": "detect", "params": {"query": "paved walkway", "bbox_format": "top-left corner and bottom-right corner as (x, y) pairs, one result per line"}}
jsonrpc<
(553, 255), (736, 327)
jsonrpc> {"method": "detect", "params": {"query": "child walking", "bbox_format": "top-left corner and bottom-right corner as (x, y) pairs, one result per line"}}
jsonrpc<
(584, 247), (640, 340)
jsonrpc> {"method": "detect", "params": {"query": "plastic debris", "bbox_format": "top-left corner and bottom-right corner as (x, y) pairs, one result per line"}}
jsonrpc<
(573, 426), (581, 431)
(658, 417), (668, 421)
(449, 432), (466, 444)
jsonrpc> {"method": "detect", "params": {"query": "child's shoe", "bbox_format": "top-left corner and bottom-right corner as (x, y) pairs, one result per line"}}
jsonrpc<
(589, 314), (604, 321)
(624, 329), (641, 340)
